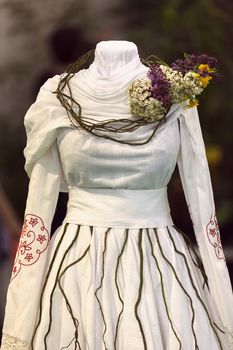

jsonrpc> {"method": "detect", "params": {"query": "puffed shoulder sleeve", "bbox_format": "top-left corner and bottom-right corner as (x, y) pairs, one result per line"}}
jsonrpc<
(1, 76), (70, 350)
(24, 75), (70, 192)
(177, 106), (233, 346)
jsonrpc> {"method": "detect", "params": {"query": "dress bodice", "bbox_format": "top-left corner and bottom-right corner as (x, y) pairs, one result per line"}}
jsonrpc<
(56, 40), (181, 191)
(57, 116), (180, 190)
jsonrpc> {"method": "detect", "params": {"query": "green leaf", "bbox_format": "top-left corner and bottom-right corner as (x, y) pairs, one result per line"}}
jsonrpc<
(183, 52), (191, 59)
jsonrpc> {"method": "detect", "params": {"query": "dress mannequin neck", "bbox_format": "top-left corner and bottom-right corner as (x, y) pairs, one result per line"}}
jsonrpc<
(93, 40), (140, 77)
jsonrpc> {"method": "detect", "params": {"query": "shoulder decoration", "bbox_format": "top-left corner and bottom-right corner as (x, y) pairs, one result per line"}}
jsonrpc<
(129, 53), (218, 123)
(55, 51), (218, 145)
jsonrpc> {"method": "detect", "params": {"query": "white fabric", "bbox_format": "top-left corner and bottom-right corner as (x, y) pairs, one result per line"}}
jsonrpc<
(94, 40), (139, 77)
(1, 40), (233, 350)
(66, 187), (173, 228)
(177, 108), (233, 335)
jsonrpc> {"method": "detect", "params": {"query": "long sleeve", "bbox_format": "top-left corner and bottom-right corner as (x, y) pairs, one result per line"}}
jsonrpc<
(1, 146), (62, 349)
(177, 106), (233, 345)
(0, 73), (72, 349)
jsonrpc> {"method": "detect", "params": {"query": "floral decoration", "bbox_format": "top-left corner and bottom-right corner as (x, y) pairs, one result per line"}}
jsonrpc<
(129, 53), (218, 122)
(10, 213), (49, 282)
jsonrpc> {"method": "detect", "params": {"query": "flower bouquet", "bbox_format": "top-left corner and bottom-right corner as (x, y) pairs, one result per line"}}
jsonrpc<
(129, 53), (218, 122)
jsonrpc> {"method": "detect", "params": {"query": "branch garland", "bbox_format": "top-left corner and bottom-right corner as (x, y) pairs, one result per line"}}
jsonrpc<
(55, 50), (218, 145)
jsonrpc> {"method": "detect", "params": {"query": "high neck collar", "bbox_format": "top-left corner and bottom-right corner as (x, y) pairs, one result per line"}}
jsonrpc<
(92, 40), (141, 78)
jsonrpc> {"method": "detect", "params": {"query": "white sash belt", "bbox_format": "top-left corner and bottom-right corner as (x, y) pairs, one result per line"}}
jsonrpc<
(65, 186), (173, 228)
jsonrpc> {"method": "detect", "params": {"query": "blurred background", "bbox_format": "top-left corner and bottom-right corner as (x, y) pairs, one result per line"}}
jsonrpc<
(0, 0), (232, 339)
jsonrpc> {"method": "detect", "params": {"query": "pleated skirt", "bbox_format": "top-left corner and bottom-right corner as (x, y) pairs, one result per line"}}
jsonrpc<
(31, 223), (226, 350)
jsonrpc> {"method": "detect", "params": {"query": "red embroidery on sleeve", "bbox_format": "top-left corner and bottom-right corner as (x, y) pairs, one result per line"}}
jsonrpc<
(206, 214), (225, 260)
(10, 214), (49, 282)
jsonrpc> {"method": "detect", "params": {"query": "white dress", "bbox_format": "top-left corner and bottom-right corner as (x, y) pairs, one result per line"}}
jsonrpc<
(1, 42), (233, 350)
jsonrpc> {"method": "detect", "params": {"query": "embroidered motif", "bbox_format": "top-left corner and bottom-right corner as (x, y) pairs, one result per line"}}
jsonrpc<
(29, 217), (38, 227)
(10, 214), (49, 282)
(206, 214), (224, 260)
(1, 333), (28, 350)
(24, 253), (33, 262)
(37, 234), (47, 244)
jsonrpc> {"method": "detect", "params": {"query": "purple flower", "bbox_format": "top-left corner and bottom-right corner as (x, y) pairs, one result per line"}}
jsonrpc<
(171, 59), (194, 75)
(172, 53), (218, 76)
(148, 65), (172, 109)
(195, 54), (218, 68)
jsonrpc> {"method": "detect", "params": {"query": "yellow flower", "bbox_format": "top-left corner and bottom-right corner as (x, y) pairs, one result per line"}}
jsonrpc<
(198, 64), (211, 72)
(199, 75), (212, 87)
(188, 99), (199, 108)
(198, 64), (216, 73)
(193, 72), (200, 79)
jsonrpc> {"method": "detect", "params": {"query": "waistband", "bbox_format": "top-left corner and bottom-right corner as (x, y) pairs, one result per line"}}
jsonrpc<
(64, 186), (173, 228)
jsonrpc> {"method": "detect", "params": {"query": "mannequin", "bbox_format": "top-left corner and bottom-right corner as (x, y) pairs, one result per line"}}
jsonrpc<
(1, 41), (232, 350)
(93, 40), (140, 76)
